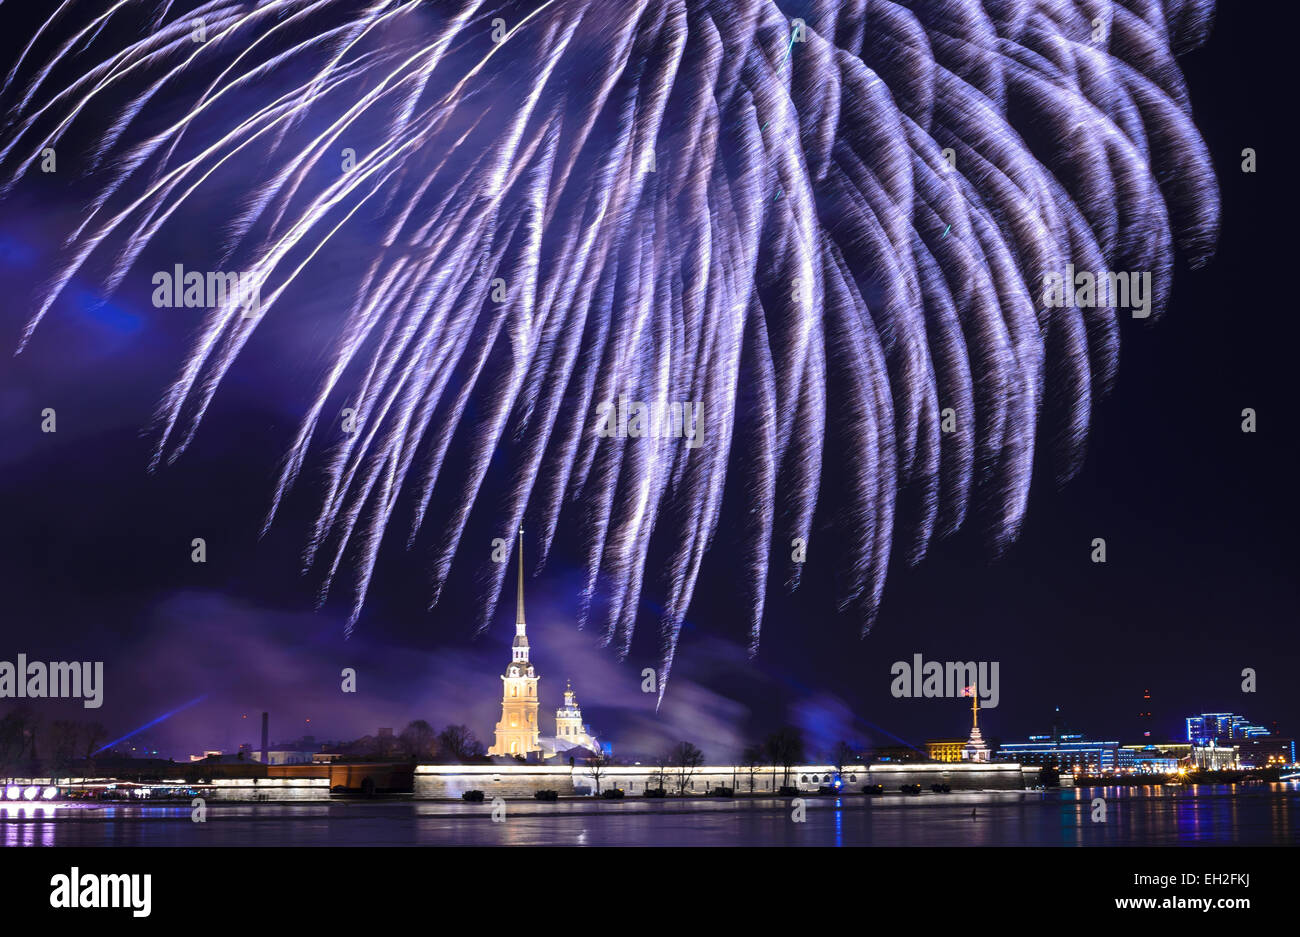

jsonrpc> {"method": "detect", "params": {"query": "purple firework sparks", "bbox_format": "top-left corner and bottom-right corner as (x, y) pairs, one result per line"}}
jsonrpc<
(0, 1), (1219, 698)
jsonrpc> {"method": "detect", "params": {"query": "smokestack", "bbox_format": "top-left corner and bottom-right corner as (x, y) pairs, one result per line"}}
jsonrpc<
(261, 712), (269, 765)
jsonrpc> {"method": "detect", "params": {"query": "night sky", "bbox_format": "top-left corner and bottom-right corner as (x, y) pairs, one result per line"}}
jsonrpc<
(0, 4), (1294, 763)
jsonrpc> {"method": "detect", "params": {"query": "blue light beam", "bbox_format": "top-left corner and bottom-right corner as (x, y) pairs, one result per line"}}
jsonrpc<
(93, 695), (209, 755)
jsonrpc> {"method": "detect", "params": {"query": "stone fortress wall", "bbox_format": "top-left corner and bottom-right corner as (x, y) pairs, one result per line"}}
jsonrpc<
(414, 761), (1027, 798)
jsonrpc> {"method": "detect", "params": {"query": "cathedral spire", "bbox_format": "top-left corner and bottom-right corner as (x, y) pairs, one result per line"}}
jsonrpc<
(515, 526), (526, 636)
(489, 525), (540, 758)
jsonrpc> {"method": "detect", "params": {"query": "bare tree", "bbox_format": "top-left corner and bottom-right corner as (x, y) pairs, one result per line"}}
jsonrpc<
(742, 745), (762, 793)
(649, 756), (668, 794)
(829, 739), (857, 782)
(24, 709), (43, 762)
(585, 751), (609, 795)
(761, 732), (782, 791)
(0, 709), (34, 770)
(781, 729), (805, 787)
(399, 720), (438, 760)
(49, 720), (79, 774)
(436, 724), (485, 762)
(668, 741), (704, 795)
(764, 727), (805, 789)
(82, 721), (107, 762)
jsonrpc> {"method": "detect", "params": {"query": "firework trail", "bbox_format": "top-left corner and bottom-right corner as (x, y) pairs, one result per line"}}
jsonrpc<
(0, 1), (1218, 695)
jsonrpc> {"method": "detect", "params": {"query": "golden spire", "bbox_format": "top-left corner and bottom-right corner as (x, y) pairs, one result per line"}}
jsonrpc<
(515, 527), (525, 632)
(971, 691), (979, 729)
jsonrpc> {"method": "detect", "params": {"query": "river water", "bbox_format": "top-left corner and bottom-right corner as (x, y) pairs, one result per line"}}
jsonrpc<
(2, 784), (1295, 846)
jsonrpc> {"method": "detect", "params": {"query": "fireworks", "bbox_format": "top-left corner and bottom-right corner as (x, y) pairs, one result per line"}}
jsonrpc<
(0, 1), (1219, 693)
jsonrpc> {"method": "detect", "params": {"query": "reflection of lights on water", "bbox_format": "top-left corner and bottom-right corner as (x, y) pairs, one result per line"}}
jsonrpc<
(0, 805), (50, 818)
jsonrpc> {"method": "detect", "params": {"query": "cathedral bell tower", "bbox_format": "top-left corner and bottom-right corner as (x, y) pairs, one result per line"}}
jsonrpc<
(488, 529), (541, 756)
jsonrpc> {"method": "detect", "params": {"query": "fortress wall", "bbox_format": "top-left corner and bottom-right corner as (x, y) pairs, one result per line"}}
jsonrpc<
(414, 766), (576, 799)
(859, 763), (1024, 791)
(205, 778), (331, 801)
(414, 761), (1024, 798)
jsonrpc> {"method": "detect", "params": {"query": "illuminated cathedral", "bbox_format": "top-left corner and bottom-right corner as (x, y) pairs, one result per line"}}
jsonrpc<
(488, 530), (601, 759)
(550, 680), (602, 757)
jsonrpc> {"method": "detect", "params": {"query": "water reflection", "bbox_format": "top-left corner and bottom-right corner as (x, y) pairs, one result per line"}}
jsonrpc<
(0, 784), (1293, 846)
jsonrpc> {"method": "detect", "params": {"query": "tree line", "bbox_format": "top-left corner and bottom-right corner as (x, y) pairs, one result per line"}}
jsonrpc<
(0, 707), (108, 775)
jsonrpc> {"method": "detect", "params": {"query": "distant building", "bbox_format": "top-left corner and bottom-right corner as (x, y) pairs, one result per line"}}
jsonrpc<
(926, 739), (966, 763)
(1191, 741), (1238, 770)
(864, 745), (926, 764)
(1121, 743), (1191, 773)
(235, 735), (340, 765)
(1185, 713), (1269, 745)
(1236, 736), (1295, 768)
(249, 750), (320, 765)
(996, 735), (1131, 774)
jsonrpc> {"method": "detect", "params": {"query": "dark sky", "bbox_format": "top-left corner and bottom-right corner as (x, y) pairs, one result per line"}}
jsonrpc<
(0, 4), (1294, 762)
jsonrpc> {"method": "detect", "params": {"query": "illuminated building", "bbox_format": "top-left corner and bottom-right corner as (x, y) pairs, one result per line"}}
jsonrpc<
(1236, 736), (1296, 768)
(1190, 741), (1238, 770)
(1121, 743), (1191, 773)
(487, 530), (542, 757)
(1185, 713), (1269, 745)
(995, 735), (1132, 774)
(926, 739), (966, 763)
(545, 680), (602, 757)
